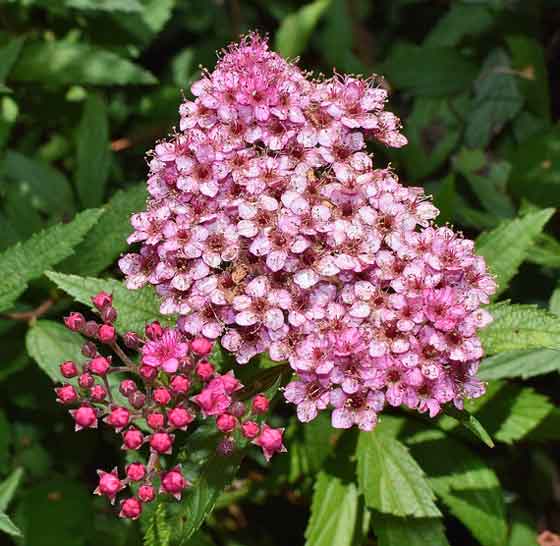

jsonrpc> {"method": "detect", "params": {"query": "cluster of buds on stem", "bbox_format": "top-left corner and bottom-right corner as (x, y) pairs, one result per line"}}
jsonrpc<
(57, 291), (285, 519)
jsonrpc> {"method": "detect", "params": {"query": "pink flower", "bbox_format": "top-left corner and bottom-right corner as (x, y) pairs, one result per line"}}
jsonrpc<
(142, 329), (189, 373)
(253, 425), (286, 461)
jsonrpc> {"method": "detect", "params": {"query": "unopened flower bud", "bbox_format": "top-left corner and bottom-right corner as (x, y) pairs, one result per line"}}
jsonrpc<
(153, 387), (171, 406)
(60, 360), (79, 378)
(83, 320), (100, 338)
(92, 291), (113, 310)
(241, 420), (259, 439)
(64, 312), (85, 332)
(216, 413), (237, 433)
(195, 360), (214, 381)
(98, 324), (116, 344)
(81, 341), (98, 358)
(217, 437), (236, 456)
(138, 484), (155, 503)
(126, 462), (146, 482)
(251, 394), (269, 415)
(139, 365), (158, 381)
(101, 306), (117, 324)
(95, 468), (122, 502)
(229, 401), (246, 418)
(123, 331), (141, 349)
(119, 497), (142, 520)
(55, 384), (78, 404)
(170, 375), (190, 395)
(160, 467), (189, 500)
(149, 432), (174, 454)
(119, 379), (137, 397)
(146, 411), (165, 430)
(122, 428), (144, 450)
(78, 372), (95, 389)
(191, 337), (212, 356)
(70, 405), (98, 431)
(128, 391), (146, 409)
(90, 384), (107, 402)
(145, 321), (163, 341)
(105, 407), (130, 431)
(89, 356), (110, 376)
(167, 407), (194, 430)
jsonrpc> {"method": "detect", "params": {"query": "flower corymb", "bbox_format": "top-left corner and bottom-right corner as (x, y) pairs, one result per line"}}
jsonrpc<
(120, 33), (496, 432)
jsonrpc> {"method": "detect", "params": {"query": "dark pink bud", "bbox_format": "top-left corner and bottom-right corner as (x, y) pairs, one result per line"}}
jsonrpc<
(70, 405), (97, 431)
(119, 497), (142, 520)
(191, 337), (212, 356)
(122, 428), (144, 450)
(139, 365), (158, 381)
(126, 462), (146, 482)
(138, 484), (155, 503)
(78, 372), (95, 389)
(92, 291), (113, 310)
(106, 407), (130, 430)
(64, 312), (85, 332)
(81, 341), (98, 358)
(89, 356), (110, 376)
(153, 387), (171, 406)
(94, 468), (122, 502)
(98, 324), (116, 344)
(128, 391), (146, 409)
(229, 401), (246, 418)
(167, 407), (194, 430)
(83, 321), (100, 338)
(251, 394), (269, 415)
(160, 467), (189, 500)
(90, 384), (107, 402)
(241, 420), (259, 439)
(55, 384), (78, 404)
(170, 375), (190, 395)
(60, 361), (78, 378)
(150, 432), (174, 454)
(217, 437), (236, 456)
(195, 361), (215, 381)
(119, 379), (137, 397)
(101, 306), (117, 324)
(145, 321), (163, 341)
(216, 413), (237, 433)
(146, 411), (165, 430)
(123, 331), (141, 349)
(253, 425), (286, 461)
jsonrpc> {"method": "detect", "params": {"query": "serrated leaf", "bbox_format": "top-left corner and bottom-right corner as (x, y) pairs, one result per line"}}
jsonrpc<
(0, 468), (23, 512)
(0, 512), (22, 538)
(26, 320), (84, 382)
(76, 94), (111, 208)
(384, 44), (477, 97)
(407, 430), (506, 546)
(3, 150), (75, 215)
(479, 349), (560, 380)
(0, 209), (102, 312)
(304, 471), (359, 546)
(46, 272), (174, 334)
(62, 184), (147, 276)
(0, 37), (25, 86)
(356, 431), (440, 518)
(275, 0), (331, 58)
(372, 514), (450, 546)
(143, 502), (171, 546)
(480, 302), (560, 355)
(465, 48), (524, 147)
(11, 41), (157, 86)
(476, 209), (554, 297)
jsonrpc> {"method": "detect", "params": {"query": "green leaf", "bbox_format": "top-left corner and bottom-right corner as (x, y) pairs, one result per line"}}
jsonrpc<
(551, 285), (560, 316)
(442, 406), (495, 448)
(424, 4), (493, 47)
(0, 468), (24, 512)
(356, 431), (441, 518)
(62, 0), (143, 11)
(431, 174), (458, 225)
(0, 411), (10, 474)
(527, 233), (560, 269)
(0, 512), (22, 538)
(400, 98), (462, 181)
(304, 471), (359, 546)
(3, 150), (75, 215)
(0, 208), (102, 312)
(143, 502), (171, 546)
(476, 208), (554, 297)
(46, 272), (174, 334)
(0, 37), (25, 86)
(62, 184), (147, 276)
(464, 48), (524, 147)
(479, 349), (560, 380)
(26, 320), (84, 382)
(383, 44), (477, 97)
(275, 0), (331, 58)
(453, 148), (515, 219)
(115, 0), (176, 46)
(508, 506), (538, 546)
(372, 514), (450, 546)
(407, 430), (507, 546)
(480, 302), (560, 355)
(75, 94), (111, 208)
(11, 41), (157, 86)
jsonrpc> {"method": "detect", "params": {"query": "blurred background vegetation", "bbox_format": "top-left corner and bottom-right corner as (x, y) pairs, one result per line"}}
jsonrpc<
(0, 1), (559, 545)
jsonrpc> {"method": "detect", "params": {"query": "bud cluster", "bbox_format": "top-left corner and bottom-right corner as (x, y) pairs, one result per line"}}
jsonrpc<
(57, 292), (284, 519)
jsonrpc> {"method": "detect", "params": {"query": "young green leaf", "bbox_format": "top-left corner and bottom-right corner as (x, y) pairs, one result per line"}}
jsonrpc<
(11, 41), (157, 86)
(304, 471), (359, 546)
(372, 514), (450, 546)
(75, 94), (111, 208)
(550, 284), (560, 316)
(476, 208), (554, 297)
(275, 0), (331, 58)
(26, 320), (84, 382)
(356, 431), (441, 518)
(62, 184), (147, 276)
(479, 302), (560, 355)
(0, 37), (25, 86)
(46, 272), (175, 333)
(407, 430), (507, 546)
(62, 0), (143, 12)
(478, 349), (560, 380)
(0, 512), (22, 538)
(0, 209), (102, 312)
(442, 406), (495, 448)
(0, 468), (23, 512)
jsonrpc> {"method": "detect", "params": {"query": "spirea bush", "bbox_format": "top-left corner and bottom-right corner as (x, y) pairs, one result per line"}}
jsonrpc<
(1, 3), (559, 546)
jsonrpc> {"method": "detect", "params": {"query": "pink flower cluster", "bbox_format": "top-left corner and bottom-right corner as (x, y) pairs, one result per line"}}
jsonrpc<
(120, 34), (496, 432)
(57, 292), (284, 519)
